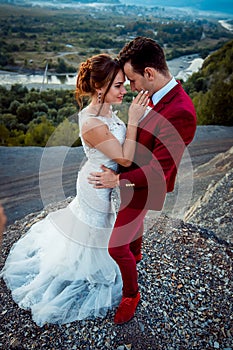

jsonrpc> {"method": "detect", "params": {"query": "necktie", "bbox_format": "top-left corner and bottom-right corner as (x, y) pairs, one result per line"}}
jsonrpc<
(148, 98), (154, 108)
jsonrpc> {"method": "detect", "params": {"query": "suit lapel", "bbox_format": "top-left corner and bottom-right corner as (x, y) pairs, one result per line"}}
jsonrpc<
(154, 80), (181, 112)
(138, 81), (181, 132)
(136, 81), (182, 140)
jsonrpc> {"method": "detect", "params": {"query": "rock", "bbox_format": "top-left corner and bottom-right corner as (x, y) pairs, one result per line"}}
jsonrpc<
(185, 168), (233, 243)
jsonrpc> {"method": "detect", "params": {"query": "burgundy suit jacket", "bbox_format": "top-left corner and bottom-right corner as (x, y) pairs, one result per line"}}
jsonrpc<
(119, 81), (197, 210)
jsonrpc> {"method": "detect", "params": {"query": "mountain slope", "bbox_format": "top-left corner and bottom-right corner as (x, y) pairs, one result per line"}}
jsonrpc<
(183, 39), (233, 125)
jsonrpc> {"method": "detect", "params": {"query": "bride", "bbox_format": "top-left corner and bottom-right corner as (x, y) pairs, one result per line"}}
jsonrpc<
(0, 54), (149, 326)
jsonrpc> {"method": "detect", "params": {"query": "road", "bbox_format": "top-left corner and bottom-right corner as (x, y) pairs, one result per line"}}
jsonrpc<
(0, 126), (233, 225)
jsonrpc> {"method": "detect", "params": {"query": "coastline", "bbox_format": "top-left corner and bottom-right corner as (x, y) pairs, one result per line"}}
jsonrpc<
(219, 19), (233, 31)
(175, 57), (204, 81)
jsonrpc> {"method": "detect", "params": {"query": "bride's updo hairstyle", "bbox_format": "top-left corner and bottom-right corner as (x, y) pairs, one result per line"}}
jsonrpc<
(75, 54), (121, 108)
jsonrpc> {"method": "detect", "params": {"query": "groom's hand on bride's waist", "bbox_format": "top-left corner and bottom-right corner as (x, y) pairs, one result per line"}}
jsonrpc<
(88, 165), (120, 188)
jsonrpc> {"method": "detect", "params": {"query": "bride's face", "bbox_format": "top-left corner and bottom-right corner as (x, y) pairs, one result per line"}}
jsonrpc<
(104, 70), (127, 104)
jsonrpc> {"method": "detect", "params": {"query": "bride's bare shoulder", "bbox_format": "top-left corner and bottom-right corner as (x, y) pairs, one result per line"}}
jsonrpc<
(80, 114), (107, 135)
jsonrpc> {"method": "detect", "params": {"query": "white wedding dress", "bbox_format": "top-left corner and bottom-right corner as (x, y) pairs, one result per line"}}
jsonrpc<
(1, 107), (126, 326)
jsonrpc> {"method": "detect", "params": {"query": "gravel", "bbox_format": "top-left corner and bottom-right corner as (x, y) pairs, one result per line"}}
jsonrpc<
(186, 169), (233, 243)
(0, 200), (232, 349)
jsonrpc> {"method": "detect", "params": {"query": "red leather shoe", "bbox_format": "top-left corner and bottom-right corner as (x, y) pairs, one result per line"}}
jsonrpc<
(114, 292), (140, 324)
(134, 252), (142, 263)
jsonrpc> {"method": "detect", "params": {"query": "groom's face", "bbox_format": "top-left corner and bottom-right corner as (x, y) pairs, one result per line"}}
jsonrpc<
(124, 62), (149, 93)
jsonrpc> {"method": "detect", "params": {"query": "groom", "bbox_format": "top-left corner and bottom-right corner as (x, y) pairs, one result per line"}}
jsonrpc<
(89, 37), (197, 324)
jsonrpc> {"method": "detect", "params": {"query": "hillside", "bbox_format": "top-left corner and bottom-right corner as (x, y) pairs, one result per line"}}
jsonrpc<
(183, 39), (233, 125)
(185, 146), (233, 243)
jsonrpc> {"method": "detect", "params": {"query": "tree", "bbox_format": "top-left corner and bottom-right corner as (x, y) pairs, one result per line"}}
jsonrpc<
(0, 114), (18, 130)
(16, 102), (37, 124)
(184, 39), (233, 125)
(9, 100), (21, 115)
(11, 84), (28, 98)
(56, 58), (67, 73)
(7, 129), (25, 146)
(0, 124), (10, 145)
(57, 105), (77, 124)
(25, 91), (41, 103)
(47, 118), (80, 147)
(24, 116), (55, 146)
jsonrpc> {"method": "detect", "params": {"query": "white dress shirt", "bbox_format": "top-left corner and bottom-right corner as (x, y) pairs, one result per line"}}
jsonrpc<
(139, 77), (178, 122)
(151, 77), (177, 106)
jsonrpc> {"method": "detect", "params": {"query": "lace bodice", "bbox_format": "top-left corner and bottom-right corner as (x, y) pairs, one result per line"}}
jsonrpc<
(78, 106), (126, 172)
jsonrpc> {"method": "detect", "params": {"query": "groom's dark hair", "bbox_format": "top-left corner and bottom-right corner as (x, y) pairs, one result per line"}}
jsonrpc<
(118, 36), (169, 77)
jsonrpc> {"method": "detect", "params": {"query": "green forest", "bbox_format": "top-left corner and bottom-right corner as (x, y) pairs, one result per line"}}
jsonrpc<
(183, 39), (233, 125)
(0, 84), (135, 146)
(0, 3), (233, 146)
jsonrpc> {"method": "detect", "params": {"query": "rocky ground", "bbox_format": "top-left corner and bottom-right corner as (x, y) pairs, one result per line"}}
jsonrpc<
(185, 146), (233, 243)
(0, 203), (232, 350)
(0, 126), (233, 349)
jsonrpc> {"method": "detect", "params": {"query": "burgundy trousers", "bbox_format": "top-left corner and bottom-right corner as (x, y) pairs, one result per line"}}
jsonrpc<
(108, 204), (147, 297)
